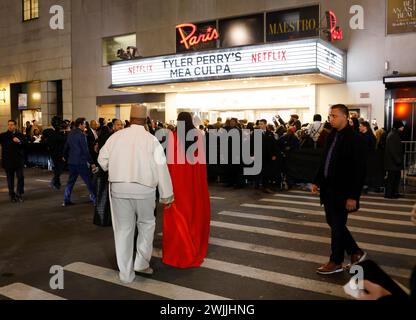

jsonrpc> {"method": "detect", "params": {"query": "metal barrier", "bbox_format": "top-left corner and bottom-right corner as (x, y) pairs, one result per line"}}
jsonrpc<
(402, 141), (416, 193)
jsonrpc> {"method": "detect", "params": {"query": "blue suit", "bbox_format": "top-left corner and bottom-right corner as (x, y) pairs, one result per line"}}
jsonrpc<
(63, 128), (96, 204)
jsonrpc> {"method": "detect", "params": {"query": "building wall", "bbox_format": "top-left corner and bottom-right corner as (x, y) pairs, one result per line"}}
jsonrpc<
(316, 81), (386, 124)
(2, 0), (410, 128)
(70, 0), (416, 124)
(71, 0), (137, 122)
(0, 0), (72, 132)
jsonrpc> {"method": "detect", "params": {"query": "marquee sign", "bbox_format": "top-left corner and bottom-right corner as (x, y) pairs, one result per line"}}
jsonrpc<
(111, 39), (345, 88)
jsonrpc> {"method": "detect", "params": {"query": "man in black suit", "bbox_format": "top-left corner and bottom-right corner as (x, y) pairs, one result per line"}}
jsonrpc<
(258, 119), (280, 193)
(312, 104), (367, 275)
(0, 120), (26, 202)
(384, 120), (404, 199)
(86, 120), (99, 165)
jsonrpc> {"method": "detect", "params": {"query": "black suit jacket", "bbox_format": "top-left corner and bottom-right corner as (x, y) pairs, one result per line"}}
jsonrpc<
(86, 128), (98, 164)
(0, 130), (25, 170)
(314, 125), (366, 207)
(384, 129), (403, 171)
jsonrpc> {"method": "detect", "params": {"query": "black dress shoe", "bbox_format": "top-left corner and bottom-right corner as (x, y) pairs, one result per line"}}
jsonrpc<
(10, 196), (17, 203)
(62, 201), (75, 207)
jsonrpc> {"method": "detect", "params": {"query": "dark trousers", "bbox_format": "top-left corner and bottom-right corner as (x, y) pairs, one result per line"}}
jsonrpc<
(323, 198), (360, 264)
(5, 167), (24, 197)
(385, 170), (401, 197)
(227, 164), (244, 187)
(51, 157), (64, 189)
(64, 164), (96, 203)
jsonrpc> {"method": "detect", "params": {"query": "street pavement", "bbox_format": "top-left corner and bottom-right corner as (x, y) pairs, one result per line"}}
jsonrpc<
(0, 168), (415, 300)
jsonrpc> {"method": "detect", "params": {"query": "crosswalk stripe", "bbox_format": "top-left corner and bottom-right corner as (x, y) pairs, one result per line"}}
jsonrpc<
(218, 211), (416, 240)
(210, 220), (416, 257)
(260, 198), (411, 217)
(210, 196), (225, 200)
(151, 249), (347, 299)
(241, 203), (415, 226)
(272, 194), (414, 209)
(207, 237), (412, 281)
(64, 262), (229, 300)
(155, 232), (412, 282)
(0, 283), (66, 300)
(288, 190), (416, 203)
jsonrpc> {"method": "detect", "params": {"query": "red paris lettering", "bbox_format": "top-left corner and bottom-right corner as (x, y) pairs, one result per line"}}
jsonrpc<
(328, 11), (343, 41)
(176, 23), (219, 50)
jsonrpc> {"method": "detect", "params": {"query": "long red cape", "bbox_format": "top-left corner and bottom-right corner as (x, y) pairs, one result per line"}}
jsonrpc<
(162, 131), (211, 268)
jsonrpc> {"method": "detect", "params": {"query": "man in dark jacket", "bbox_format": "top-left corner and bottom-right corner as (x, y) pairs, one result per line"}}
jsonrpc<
(312, 104), (367, 275)
(62, 117), (97, 207)
(86, 119), (99, 165)
(258, 119), (280, 193)
(384, 120), (404, 199)
(43, 116), (67, 190)
(225, 118), (244, 188)
(0, 120), (25, 202)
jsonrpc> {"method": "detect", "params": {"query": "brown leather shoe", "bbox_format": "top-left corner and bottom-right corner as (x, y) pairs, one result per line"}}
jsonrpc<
(316, 261), (344, 275)
(345, 250), (367, 270)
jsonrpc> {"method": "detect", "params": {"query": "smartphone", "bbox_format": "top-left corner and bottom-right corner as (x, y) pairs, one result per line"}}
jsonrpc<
(344, 260), (408, 299)
(343, 279), (367, 299)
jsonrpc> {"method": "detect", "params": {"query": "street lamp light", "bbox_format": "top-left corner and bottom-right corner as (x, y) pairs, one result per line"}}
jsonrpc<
(0, 88), (6, 103)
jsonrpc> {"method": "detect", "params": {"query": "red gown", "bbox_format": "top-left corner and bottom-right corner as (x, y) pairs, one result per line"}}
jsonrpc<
(162, 131), (211, 268)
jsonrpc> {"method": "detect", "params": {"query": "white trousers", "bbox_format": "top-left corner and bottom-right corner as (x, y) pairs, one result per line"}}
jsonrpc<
(110, 196), (156, 283)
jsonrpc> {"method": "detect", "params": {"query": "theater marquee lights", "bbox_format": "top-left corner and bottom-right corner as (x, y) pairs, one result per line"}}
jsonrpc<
(111, 38), (345, 88)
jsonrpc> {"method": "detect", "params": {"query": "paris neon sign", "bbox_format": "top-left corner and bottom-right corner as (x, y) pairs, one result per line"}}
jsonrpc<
(176, 23), (219, 50)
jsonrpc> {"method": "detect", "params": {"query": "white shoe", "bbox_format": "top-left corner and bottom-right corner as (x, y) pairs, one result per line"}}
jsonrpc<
(119, 276), (135, 284)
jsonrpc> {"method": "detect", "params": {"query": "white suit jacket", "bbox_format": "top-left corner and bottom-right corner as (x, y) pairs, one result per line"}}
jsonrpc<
(98, 125), (174, 202)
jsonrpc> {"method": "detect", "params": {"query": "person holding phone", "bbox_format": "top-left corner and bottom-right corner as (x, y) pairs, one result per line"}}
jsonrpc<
(352, 205), (416, 301)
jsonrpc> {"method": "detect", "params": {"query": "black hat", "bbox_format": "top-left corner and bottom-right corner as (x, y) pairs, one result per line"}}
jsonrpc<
(393, 120), (404, 129)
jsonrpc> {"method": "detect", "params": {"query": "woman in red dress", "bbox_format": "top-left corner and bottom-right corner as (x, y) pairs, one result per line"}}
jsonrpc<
(162, 112), (211, 268)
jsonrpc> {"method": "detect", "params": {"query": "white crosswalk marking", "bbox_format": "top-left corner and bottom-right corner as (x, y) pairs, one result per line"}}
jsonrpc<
(64, 262), (229, 300)
(241, 203), (415, 226)
(0, 283), (65, 300)
(272, 193), (414, 209)
(210, 196), (226, 200)
(288, 190), (416, 203)
(151, 249), (348, 299)
(218, 211), (416, 240)
(210, 220), (416, 257)
(260, 198), (411, 217)
(206, 237), (412, 281)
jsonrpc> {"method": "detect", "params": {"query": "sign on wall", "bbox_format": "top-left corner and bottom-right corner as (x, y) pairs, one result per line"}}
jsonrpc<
(387, 0), (416, 34)
(176, 21), (218, 52)
(266, 5), (320, 42)
(18, 93), (28, 110)
(111, 39), (345, 87)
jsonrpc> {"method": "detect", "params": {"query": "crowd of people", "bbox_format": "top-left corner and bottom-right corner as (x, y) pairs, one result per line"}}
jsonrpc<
(0, 109), (407, 204)
(0, 105), (414, 301)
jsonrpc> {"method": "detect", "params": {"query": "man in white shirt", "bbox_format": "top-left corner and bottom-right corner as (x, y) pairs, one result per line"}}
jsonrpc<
(98, 105), (174, 284)
(307, 114), (323, 144)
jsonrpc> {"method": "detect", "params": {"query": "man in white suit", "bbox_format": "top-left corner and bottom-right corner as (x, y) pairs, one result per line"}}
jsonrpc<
(98, 104), (174, 283)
